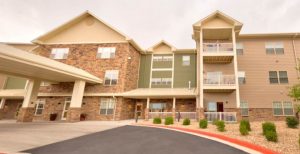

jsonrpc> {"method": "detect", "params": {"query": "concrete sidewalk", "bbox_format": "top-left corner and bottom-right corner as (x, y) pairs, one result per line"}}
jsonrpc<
(0, 120), (133, 153)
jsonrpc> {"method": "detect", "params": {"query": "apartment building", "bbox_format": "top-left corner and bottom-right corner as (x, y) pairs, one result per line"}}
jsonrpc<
(0, 10), (299, 122)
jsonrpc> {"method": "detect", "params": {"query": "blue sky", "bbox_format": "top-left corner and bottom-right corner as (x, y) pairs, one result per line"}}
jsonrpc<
(0, 0), (299, 48)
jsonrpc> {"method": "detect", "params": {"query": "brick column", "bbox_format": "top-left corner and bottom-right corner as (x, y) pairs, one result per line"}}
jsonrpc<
(145, 98), (150, 121)
(17, 79), (40, 122)
(67, 108), (81, 122)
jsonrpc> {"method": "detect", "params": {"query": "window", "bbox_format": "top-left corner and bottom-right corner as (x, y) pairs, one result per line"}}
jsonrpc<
(279, 71), (288, 83)
(182, 55), (190, 66)
(150, 103), (166, 112)
(97, 47), (116, 59)
(236, 43), (244, 55)
(100, 98), (115, 115)
(151, 78), (172, 85)
(50, 48), (69, 59)
(153, 56), (163, 61)
(269, 71), (288, 84)
(269, 71), (279, 84)
(273, 101), (293, 116)
(265, 42), (284, 55)
(238, 71), (246, 84)
(208, 102), (217, 112)
(40, 82), (50, 87)
(162, 56), (173, 61)
(153, 55), (172, 61)
(104, 70), (119, 85)
(240, 101), (249, 116)
(35, 99), (45, 115)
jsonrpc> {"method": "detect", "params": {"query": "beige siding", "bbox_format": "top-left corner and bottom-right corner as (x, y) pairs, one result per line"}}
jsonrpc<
(237, 38), (298, 108)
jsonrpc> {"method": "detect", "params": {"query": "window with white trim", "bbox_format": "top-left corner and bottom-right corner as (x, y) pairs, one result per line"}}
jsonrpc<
(151, 78), (172, 85)
(208, 102), (217, 112)
(100, 98), (115, 115)
(182, 55), (190, 66)
(97, 47), (116, 59)
(236, 43), (244, 55)
(50, 48), (69, 59)
(153, 55), (172, 62)
(162, 56), (173, 61)
(153, 56), (163, 61)
(151, 78), (161, 85)
(273, 101), (293, 116)
(35, 99), (45, 115)
(240, 101), (249, 116)
(104, 70), (119, 85)
(238, 71), (246, 84)
(265, 42), (284, 55)
(269, 71), (288, 84)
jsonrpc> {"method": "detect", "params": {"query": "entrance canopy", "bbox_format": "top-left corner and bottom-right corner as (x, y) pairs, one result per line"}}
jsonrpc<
(122, 88), (197, 98)
(0, 44), (102, 83)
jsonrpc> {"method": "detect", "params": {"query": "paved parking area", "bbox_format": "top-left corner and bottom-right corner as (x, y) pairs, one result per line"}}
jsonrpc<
(0, 120), (132, 153)
(24, 125), (247, 154)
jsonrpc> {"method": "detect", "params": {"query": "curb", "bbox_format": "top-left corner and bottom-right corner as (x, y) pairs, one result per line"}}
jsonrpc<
(134, 124), (279, 154)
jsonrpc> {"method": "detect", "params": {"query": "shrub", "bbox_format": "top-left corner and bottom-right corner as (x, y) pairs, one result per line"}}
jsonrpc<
(199, 119), (208, 129)
(212, 119), (218, 125)
(286, 117), (299, 128)
(153, 118), (162, 124)
(216, 120), (225, 132)
(265, 130), (278, 142)
(240, 120), (251, 131)
(164, 117), (174, 125)
(262, 122), (276, 135)
(182, 118), (190, 125)
(239, 124), (249, 136)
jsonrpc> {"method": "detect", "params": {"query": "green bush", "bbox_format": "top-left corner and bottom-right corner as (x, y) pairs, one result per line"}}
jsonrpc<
(164, 117), (174, 125)
(262, 122), (276, 135)
(240, 120), (251, 131)
(199, 119), (208, 129)
(182, 118), (190, 125)
(265, 130), (278, 142)
(212, 119), (218, 125)
(153, 118), (162, 124)
(239, 124), (249, 136)
(286, 117), (299, 128)
(216, 120), (225, 132)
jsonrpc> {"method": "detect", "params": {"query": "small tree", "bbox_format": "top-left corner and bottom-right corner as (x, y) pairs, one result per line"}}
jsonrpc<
(288, 84), (300, 119)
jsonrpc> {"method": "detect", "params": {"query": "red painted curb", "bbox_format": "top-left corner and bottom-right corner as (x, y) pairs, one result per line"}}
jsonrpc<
(138, 124), (279, 154)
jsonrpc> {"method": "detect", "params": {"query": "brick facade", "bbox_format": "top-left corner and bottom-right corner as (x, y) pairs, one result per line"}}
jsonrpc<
(0, 99), (22, 120)
(17, 107), (35, 122)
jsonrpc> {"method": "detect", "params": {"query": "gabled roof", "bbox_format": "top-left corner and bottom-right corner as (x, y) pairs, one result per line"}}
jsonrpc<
(146, 40), (176, 52)
(32, 11), (144, 53)
(193, 10), (243, 29)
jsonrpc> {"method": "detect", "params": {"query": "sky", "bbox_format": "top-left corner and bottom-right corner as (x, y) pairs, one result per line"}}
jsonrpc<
(0, 0), (299, 48)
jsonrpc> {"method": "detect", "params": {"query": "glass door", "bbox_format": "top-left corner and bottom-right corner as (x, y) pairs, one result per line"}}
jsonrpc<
(61, 98), (71, 120)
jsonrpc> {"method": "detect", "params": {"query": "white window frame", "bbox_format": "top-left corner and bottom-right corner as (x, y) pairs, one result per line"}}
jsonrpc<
(50, 48), (69, 59)
(207, 102), (217, 112)
(100, 98), (115, 115)
(238, 71), (246, 84)
(97, 47), (116, 59)
(161, 78), (172, 85)
(104, 70), (119, 86)
(240, 101), (249, 116)
(273, 101), (294, 116)
(35, 99), (46, 116)
(151, 78), (161, 85)
(265, 42), (284, 55)
(162, 56), (173, 61)
(182, 55), (190, 66)
(236, 43), (244, 55)
(153, 56), (163, 61)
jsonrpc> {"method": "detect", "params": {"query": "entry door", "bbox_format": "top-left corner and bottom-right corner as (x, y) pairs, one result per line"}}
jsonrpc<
(135, 104), (143, 118)
(217, 102), (224, 112)
(61, 99), (71, 120)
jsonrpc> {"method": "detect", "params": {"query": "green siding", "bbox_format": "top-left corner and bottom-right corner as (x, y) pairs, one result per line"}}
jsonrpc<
(4, 77), (27, 89)
(152, 71), (172, 78)
(152, 61), (172, 68)
(173, 53), (196, 88)
(138, 55), (152, 88)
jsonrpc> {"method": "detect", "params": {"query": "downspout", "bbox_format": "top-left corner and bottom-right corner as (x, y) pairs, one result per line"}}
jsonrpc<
(292, 33), (299, 78)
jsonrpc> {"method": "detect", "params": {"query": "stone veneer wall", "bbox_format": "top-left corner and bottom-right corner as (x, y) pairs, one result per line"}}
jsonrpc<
(1, 99), (22, 119)
(175, 99), (196, 112)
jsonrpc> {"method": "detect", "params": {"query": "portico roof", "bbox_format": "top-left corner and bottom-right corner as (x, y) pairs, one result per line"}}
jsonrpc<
(0, 44), (102, 83)
(122, 88), (197, 98)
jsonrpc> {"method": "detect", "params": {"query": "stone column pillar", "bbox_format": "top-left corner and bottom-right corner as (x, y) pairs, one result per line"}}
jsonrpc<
(17, 79), (41, 122)
(172, 97), (176, 120)
(145, 97), (150, 121)
(0, 98), (5, 120)
(67, 80), (86, 122)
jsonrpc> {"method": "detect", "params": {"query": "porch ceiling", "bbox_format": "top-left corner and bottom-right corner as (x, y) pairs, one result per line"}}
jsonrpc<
(122, 88), (197, 99)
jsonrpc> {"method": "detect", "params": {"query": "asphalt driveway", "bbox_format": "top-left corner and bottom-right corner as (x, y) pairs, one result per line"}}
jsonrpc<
(24, 125), (248, 154)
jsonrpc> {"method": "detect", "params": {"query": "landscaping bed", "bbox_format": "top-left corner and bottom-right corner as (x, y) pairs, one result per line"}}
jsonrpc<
(138, 120), (300, 154)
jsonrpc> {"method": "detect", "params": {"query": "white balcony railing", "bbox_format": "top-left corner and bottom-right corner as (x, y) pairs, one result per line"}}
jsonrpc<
(176, 112), (197, 119)
(203, 43), (233, 53)
(148, 112), (172, 119)
(204, 74), (235, 86)
(204, 112), (237, 122)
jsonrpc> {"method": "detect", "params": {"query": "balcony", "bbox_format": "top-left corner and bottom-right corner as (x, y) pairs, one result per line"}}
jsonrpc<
(203, 74), (236, 92)
(202, 43), (234, 64)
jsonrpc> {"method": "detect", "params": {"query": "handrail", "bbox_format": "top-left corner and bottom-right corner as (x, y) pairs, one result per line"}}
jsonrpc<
(203, 43), (233, 53)
(204, 112), (237, 122)
(204, 74), (235, 85)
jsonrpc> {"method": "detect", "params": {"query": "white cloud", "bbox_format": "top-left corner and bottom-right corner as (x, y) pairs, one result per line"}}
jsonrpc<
(0, 0), (299, 48)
